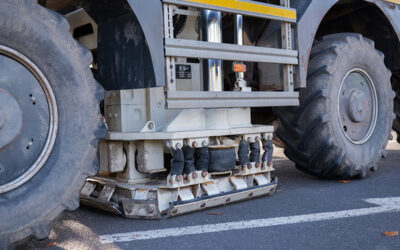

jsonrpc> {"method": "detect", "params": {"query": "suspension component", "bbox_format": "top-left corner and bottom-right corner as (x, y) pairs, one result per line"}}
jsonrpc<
(195, 146), (209, 176)
(262, 139), (274, 167)
(208, 147), (236, 172)
(183, 146), (196, 175)
(250, 141), (261, 168)
(170, 148), (184, 179)
(238, 140), (250, 168)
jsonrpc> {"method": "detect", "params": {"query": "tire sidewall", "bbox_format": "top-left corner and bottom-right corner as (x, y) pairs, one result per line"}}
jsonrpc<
(0, 4), (99, 235)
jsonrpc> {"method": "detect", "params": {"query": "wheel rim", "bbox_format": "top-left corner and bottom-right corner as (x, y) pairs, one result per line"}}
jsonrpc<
(0, 45), (58, 193)
(338, 68), (378, 145)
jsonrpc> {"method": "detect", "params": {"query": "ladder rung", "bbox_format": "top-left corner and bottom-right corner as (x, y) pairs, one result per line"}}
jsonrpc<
(165, 38), (298, 65)
(166, 91), (299, 109)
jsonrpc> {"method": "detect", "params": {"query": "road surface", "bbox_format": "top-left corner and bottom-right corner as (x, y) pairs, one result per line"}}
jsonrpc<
(19, 134), (400, 250)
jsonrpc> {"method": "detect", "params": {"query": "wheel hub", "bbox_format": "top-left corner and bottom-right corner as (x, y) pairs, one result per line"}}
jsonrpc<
(0, 45), (58, 193)
(338, 69), (377, 144)
(0, 89), (23, 150)
(347, 89), (368, 123)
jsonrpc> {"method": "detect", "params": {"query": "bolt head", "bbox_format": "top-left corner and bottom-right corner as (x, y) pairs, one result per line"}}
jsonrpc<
(201, 171), (208, 177)
(146, 207), (154, 214)
(267, 161), (272, 166)
(175, 175), (183, 181)
(255, 162), (260, 168)
(192, 172), (198, 178)
(248, 164), (252, 169)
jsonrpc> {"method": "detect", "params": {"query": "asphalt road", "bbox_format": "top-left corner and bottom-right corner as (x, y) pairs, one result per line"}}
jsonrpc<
(19, 135), (400, 250)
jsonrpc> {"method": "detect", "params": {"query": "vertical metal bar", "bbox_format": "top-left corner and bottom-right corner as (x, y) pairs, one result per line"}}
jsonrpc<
(164, 4), (177, 91)
(201, 10), (223, 92)
(280, 0), (294, 92)
(235, 14), (245, 80)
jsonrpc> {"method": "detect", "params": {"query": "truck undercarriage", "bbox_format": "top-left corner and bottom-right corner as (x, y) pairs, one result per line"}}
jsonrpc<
(77, 0), (297, 218)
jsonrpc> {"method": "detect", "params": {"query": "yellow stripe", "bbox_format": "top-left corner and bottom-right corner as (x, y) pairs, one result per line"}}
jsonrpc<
(185, 0), (296, 20)
(385, 0), (400, 4)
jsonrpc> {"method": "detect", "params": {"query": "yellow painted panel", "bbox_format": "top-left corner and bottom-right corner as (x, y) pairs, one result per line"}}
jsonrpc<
(385, 0), (400, 4)
(186, 0), (297, 20)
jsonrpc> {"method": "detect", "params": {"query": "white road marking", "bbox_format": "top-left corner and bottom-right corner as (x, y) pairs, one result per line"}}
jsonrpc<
(100, 197), (400, 244)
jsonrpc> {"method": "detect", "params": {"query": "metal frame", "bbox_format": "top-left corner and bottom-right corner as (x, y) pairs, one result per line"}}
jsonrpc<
(168, 181), (277, 217)
(80, 0), (299, 218)
(164, 4), (177, 91)
(107, 125), (274, 141)
(163, 0), (298, 109)
(84, 128), (277, 218)
(81, 176), (277, 218)
(280, 0), (294, 92)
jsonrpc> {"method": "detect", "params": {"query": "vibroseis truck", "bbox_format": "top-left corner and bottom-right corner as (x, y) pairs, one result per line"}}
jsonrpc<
(1, 0), (400, 247)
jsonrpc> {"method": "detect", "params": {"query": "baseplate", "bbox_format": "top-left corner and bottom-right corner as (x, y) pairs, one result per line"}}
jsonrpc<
(80, 166), (277, 219)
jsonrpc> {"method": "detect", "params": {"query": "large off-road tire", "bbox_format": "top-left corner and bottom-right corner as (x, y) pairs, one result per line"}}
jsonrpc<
(0, 0), (105, 248)
(275, 33), (395, 179)
(393, 74), (400, 143)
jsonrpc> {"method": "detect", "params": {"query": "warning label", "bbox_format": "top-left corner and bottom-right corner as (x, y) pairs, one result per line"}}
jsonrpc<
(176, 64), (192, 79)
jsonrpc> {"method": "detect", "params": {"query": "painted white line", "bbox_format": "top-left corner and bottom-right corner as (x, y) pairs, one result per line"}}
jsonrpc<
(100, 197), (400, 244)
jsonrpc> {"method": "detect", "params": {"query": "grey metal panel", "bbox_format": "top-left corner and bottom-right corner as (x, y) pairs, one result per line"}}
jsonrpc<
(294, 0), (337, 88)
(166, 91), (299, 109)
(163, 0), (297, 23)
(165, 39), (298, 64)
(106, 125), (274, 140)
(127, 0), (165, 87)
(294, 0), (400, 88)
(368, 0), (400, 41)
